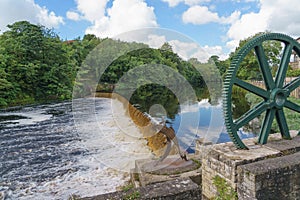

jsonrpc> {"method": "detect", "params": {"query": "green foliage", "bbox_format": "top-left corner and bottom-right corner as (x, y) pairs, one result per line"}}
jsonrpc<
(213, 175), (237, 200)
(287, 67), (300, 77)
(1, 20), (287, 114)
(190, 158), (202, 168)
(283, 98), (300, 131)
(94, 43), (206, 117)
(99, 46), (204, 88)
(160, 42), (173, 52)
(129, 84), (180, 119)
(246, 93), (300, 132)
(0, 21), (80, 107)
(124, 191), (140, 200)
(228, 32), (282, 80)
(189, 58), (222, 103)
(231, 86), (251, 119)
(0, 20), (207, 108)
(121, 184), (134, 192)
(207, 55), (229, 77)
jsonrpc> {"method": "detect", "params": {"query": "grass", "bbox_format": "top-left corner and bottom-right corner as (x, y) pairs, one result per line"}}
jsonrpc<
(123, 191), (140, 200)
(121, 183), (134, 192)
(191, 158), (202, 168)
(213, 175), (237, 200)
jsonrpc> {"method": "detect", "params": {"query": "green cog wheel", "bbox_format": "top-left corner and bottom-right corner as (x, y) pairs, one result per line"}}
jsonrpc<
(223, 33), (300, 149)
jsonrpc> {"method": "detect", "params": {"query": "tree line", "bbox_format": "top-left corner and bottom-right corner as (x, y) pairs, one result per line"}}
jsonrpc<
(1, 21), (297, 108)
(0, 21), (206, 108)
(0, 21), (102, 107)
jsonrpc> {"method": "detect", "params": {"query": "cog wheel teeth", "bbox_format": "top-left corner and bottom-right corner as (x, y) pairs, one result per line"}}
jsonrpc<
(222, 33), (300, 149)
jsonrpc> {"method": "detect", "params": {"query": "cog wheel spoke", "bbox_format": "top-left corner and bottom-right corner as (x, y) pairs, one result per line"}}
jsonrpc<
(234, 78), (269, 99)
(285, 100), (300, 113)
(255, 44), (275, 90)
(284, 77), (300, 92)
(258, 109), (276, 144)
(294, 45), (300, 57)
(275, 109), (291, 139)
(234, 101), (267, 129)
(223, 33), (300, 149)
(275, 43), (293, 88)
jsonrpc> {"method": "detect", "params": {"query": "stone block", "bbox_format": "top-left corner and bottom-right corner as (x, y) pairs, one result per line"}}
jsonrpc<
(201, 134), (300, 199)
(237, 151), (300, 200)
(133, 155), (201, 187)
(80, 177), (201, 200)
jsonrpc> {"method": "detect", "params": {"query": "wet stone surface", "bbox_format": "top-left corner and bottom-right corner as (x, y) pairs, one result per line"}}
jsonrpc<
(141, 157), (198, 175)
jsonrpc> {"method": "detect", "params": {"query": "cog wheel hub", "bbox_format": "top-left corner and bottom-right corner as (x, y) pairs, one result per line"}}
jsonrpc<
(270, 88), (287, 109)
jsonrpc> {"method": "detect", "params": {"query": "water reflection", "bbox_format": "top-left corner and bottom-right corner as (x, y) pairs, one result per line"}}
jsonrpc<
(127, 86), (255, 152)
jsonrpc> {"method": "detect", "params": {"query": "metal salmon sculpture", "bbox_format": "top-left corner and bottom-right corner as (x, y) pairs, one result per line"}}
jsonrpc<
(148, 116), (188, 162)
(158, 124), (188, 161)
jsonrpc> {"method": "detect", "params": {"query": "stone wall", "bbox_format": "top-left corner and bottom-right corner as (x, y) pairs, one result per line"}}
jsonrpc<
(238, 151), (300, 200)
(201, 134), (300, 200)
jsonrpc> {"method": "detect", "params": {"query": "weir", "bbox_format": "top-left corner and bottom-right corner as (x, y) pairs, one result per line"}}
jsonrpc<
(95, 92), (186, 158)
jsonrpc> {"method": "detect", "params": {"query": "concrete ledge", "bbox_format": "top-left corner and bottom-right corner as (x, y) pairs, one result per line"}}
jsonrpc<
(237, 151), (300, 200)
(80, 177), (201, 200)
(265, 134), (300, 155)
(132, 155), (201, 187)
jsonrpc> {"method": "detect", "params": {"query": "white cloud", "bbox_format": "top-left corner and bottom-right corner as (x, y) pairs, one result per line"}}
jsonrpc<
(202, 45), (228, 60)
(226, 12), (268, 42)
(226, 40), (239, 52)
(182, 6), (219, 25)
(169, 40), (201, 60)
(162, 0), (211, 7)
(167, 39), (226, 62)
(161, 0), (182, 7)
(0, 0), (64, 32)
(66, 11), (80, 21)
(69, 0), (158, 38)
(220, 10), (241, 24)
(185, 0), (207, 6)
(75, 0), (108, 22)
(182, 5), (240, 25)
(266, 0), (300, 36)
(146, 34), (167, 48)
(225, 0), (300, 51)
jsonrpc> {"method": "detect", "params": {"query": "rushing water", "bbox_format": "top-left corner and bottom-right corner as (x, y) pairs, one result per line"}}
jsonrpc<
(0, 97), (255, 199)
(0, 98), (152, 200)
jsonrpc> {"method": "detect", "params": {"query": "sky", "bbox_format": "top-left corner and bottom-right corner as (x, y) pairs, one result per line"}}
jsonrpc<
(1, 0), (300, 61)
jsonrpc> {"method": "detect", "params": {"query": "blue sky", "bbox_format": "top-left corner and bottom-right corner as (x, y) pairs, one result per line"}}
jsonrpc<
(1, 0), (300, 60)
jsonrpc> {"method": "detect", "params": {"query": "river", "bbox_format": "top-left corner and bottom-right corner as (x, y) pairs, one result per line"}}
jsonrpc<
(0, 97), (254, 199)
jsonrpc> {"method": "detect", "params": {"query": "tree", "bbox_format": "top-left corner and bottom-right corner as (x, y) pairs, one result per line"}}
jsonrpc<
(160, 42), (173, 52)
(229, 32), (282, 80)
(208, 55), (228, 76)
(0, 21), (80, 106)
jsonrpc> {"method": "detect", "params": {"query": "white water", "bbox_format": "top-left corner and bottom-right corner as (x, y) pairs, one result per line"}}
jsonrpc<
(0, 98), (152, 199)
